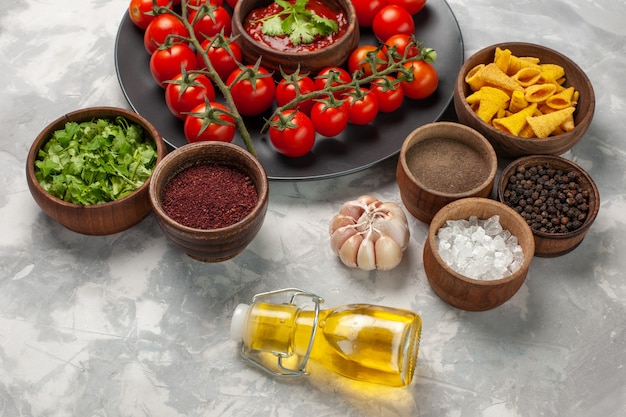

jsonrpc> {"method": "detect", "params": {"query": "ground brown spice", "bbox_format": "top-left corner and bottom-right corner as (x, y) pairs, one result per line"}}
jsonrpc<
(161, 163), (258, 229)
(406, 137), (490, 193)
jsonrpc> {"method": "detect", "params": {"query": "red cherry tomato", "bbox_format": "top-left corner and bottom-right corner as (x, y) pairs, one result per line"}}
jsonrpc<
(225, 0), (238, 7)
(400, 59), (439, 99)
(350, 0), (387, 27)
(196, 37), (242, 81)
(348, 45), (386, 77)
(269, 110), (316, 157)
(149, 43), (198, 88)
(383, 33), (420, 61)
(343, 88), (379, 125)
(275, 74), (317, 115)
(372, 5), (415, 42)
(310, 100), (349, 137)
(188, 6), (232, 42)
(184, 102), (235, 143)
(226, 65), (276, 116)
(315, 66), (352, 97)
(144, 14), (189, 55)
(165, 73), (216, 120)
(369, 76), (404, 112)
(387, 0), (427, 15)
(128, 0), (170, 30)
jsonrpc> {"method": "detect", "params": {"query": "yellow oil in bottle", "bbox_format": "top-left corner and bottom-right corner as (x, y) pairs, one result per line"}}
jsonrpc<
(241, 301), (422, 387)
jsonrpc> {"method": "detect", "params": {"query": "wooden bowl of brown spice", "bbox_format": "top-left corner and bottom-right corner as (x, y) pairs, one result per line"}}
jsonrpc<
(396, 122), (498, 224)
(149, 141), (269, 262)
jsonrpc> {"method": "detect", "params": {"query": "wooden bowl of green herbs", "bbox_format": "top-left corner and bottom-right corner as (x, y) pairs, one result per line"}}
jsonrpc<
(26, 106), (167, 235)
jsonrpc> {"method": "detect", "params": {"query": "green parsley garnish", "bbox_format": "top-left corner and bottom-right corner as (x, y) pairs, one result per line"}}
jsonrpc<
(34, 117), (158, 205)
(257, 0), (339, 46)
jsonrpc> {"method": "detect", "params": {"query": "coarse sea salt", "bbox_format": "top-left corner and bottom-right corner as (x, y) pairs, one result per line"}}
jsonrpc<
(436, 215), (524, 280)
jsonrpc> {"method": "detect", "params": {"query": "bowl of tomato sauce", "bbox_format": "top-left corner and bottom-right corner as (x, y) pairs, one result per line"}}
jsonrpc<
(231, 0), (360, 75)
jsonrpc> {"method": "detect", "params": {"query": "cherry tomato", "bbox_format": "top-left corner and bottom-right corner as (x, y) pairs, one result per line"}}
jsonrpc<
(188, 6), (232, 42)
(144, 14), (189, 55)
(184, 102), (235, 143)
(315, 66), (352, 98)
(275, 74), (317, 115)
(387, 0), (426, 15)
(197, 37), (242, 81)
(269, 110), (316, 157)
(187, 0), (224, 6)
(310, 99), (349, 137)
(372, 5), (415, 42)
(128, 0), (170, 30)
(348, 45), (386, 77)
(369, 76), (404, 112)
(383, 33), (419, 61)
(343, 88), (379, 125)
(226, 65), (276, 116)
(225, 0), (238, 7)
(165, 73), (216, 120)
(149, 43), (198, 88)
(400, 59), (439, 99)
(350, 0), (387, 27)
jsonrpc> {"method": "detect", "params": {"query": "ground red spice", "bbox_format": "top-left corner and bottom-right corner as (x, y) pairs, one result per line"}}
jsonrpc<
(161, 163), (259, 230)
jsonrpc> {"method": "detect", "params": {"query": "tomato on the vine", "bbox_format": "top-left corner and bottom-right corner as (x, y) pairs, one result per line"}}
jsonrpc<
(348, 45), (386, 77)
(196, 37), (242, 81)
(310, 98), (349, 137)
(369, 76), (404, 112)
(149, 43), (198, 88)
(128, 0), (170, 30)
(275, 73), (317, 115)
(226, 65), (276, 116)
(387, 0), (427, 15)
(372, 5), (415, 42)
(400, 59), (439, 99)
(269, 110), (316, 157)
(350, 0), (387, 28)
(188, 6), (232, 43)
(184, 102), (235, 143)
(165, 72), (216, 120)
(315, 66), (352, 98)
(383, 33), (419, 61)
(225, 0), (238, 7)
(343, 88), (379, 125)
(144, 14), (189, 55)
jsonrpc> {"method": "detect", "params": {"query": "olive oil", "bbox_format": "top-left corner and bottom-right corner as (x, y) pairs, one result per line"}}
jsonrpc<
(232, 296), (422, 387)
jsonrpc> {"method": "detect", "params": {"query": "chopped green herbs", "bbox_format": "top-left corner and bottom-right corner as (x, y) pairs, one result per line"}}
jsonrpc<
(34, 117), (158, 205)
(257, 0), (338, 46)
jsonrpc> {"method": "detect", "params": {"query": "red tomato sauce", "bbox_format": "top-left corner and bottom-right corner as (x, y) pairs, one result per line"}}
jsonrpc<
(243, 0), (348, 53)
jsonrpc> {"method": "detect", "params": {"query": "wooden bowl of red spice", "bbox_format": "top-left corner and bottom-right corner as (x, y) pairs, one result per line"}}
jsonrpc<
(497, 155), (600, 257)
(149, 141), (269, 262)
(396, 122), (498, 224)
(26, 106), (167, 235)
(423, 197), (535, 311)
(231, 0), (360, 74)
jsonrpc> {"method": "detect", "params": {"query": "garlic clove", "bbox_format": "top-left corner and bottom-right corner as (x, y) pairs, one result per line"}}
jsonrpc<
(330, 226), (358, 255)
(339, 233), (363, 268)
(329, 213), (356, 234)
(357, 235), (376, 271)
(375, 236), (404, 271)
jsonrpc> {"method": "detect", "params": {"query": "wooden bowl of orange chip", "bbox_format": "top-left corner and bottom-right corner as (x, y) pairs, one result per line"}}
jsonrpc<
(454, 42), (595, 158)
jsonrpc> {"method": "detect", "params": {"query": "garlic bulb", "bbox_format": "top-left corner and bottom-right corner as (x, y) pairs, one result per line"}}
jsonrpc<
(329, 195), (410, 271)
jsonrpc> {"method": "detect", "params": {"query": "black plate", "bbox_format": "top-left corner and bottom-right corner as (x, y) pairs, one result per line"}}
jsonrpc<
(114, 1), (464, 180)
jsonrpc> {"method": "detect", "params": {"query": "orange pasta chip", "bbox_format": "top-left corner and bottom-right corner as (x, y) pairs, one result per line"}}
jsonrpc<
(465, 64), (486, 91)
(493, 103), (538, 136)
(508, 90), (529, 113)
(513, 67), (542, 87)
(480, 63), (524, 92)
(546, 86), (575, 110)
(525, 83), (557, 103)
(526, 107), (576, 138)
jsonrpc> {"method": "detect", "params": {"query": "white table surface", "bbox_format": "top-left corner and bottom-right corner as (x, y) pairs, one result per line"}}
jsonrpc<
(1, 0), (625, 416)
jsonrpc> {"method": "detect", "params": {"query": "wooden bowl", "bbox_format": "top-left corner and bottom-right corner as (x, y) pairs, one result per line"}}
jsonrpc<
(25, 106), (167, 235)
(231, 0), (360, 75)
(396, 122), (498, 224)
(454, 42), (595, 158)
(149, 141), (269, 262)
(497, 155), (600, 257)
(423, 197), (535, 311)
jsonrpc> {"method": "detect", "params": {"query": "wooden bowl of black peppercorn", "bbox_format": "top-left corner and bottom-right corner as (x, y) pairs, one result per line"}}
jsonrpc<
(497, 155), (600, 257)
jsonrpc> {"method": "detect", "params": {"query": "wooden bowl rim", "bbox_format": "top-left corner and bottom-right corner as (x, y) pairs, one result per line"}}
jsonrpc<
(231, 0), (359, 59)
(398, 122), (498, 197)
(26, 106), (167, 210)
(149, 141), (269, 234)
(455, 42), (595, 144)
(497, 154), (600, 239)
(427, 197), (535, 287)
